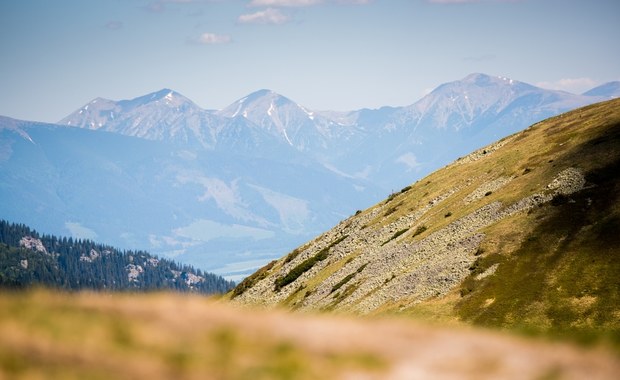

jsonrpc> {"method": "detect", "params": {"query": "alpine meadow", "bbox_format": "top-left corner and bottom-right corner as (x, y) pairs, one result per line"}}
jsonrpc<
(2, 97), (619, 380)
(1, 0), (620, 379)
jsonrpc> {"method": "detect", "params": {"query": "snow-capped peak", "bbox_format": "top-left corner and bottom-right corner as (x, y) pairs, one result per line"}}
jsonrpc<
(217, 89), (295, 120)
(57, 88), (217, 147)
(121, 88), (194, 109)
(52, 72), (614, 161)
(400, 73), (560, 131)
(460, 73), (524, 88)
(215, 89), (342, 150)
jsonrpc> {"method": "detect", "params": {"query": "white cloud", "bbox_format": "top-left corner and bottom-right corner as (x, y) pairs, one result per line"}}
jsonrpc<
(248, 0), (371, 5)
(196, 32), (232, 45)
(65, 222), (98, 240)
(174, 219), (275, 242)
(249, 0), (323, 6)
(104, 21), (123, 30)
(427, 0), (522, 3)
(427, 0), (478, 3)
(396, 152), (421, 171)
(536, 78), (598, 94)
(238, 8), (291, 24)
(144, 2), (166, 12)
(335, 0), (372, 4)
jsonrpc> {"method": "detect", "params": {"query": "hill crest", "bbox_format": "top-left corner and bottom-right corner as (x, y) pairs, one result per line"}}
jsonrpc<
(230, 98), (620, 343)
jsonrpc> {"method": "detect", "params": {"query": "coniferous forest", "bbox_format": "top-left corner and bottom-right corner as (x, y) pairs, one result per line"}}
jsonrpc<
(0, 219), (235, 294)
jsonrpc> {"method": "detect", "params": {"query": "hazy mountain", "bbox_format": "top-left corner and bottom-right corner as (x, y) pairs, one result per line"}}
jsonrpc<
(400, 73), (588, 128)
(58, 74), (614, 186)
(330, 73), (607, 189)
(59, 89), (224, 148)
(0, 116), (381, 281)
(582, 81), (620, 98)
(216, 89), (363, 160)
(2, 73), (617, 280)
(231, 98), (620, 346)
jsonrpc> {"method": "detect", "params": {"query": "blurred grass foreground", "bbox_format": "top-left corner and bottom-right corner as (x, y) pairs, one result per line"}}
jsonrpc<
(1, 290), (619, 380)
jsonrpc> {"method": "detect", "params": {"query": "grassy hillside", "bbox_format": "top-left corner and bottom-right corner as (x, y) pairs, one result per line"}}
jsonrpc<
(230, 98), (620, 347)
(1, 290), (619, 379)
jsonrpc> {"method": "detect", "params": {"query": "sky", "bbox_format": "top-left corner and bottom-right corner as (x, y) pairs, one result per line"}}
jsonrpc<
(1, 0), (619, 123)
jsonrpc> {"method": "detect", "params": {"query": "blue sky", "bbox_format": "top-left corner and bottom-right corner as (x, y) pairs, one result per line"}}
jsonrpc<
(1, 0), (619, 122)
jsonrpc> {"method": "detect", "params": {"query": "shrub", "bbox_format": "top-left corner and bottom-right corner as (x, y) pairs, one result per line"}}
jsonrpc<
(444, 212), (452, 218)
(275, 249), (328, 291)
(551, 194), (569, 206)
(460, 277), (475, 297)
(356, 263), (368, 273)
(412, 225), (427, 238)
(284, 248), (301, 264)
(330, 235), (349, 248)
(381, 228), (409, 246)
(468, 258), (482, 275)
(330, 263), (367, 293)
(231, 260), (276, 298)
(332, 282), (359, 306)
(331, 273), (355, 293)
(384, 201), (403, 217)
(384, 207), (397, 216)
(383, 273), (396, 284)
(275, 235), (348, 292)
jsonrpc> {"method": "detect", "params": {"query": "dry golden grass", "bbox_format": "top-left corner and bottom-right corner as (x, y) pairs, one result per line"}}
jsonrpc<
(0, 290), (386, 380)
(1, 290), (620, 379)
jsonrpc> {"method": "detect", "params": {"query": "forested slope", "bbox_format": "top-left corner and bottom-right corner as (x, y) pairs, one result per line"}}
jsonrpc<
(0, 220), (234, 293)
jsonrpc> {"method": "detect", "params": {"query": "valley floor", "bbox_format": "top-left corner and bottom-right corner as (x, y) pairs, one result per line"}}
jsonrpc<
(1, 290), (618, 380)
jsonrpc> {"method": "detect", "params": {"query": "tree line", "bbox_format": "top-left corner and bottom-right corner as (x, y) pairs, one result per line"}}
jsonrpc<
(0, 219), (235, 294)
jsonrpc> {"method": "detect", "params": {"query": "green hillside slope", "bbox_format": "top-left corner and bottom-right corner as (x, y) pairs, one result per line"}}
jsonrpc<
(230, 98), (620, 346)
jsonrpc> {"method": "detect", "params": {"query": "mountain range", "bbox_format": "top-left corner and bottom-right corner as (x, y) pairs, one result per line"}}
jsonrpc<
(1, 73), (618, 280)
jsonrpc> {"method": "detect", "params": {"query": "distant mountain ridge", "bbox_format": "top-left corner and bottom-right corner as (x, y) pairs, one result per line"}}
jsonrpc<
(2, 73), (618, 279)
(60, 88), (222, 148)
(582, 81), (620, 98)
(0, 115), (380, 281)
(398, 73), (592, 130)
(216, 89), (358, 155)
(59, 73), (616, 166)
